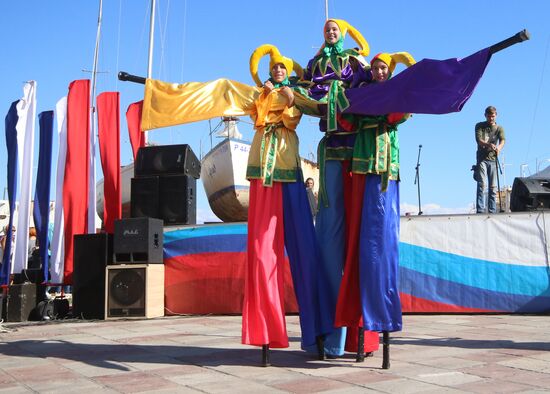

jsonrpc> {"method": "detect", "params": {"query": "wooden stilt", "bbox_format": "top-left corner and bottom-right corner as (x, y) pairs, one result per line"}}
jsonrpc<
(261, 344), (270, 367)
(316, 336), (326, 360)
(382, 331), (390, 369)
(356, 327), (365, 362)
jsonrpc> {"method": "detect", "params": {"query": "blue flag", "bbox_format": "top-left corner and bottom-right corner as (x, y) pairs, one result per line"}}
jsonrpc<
(1, 101), (19, 285)
(34, 111), (54, 282)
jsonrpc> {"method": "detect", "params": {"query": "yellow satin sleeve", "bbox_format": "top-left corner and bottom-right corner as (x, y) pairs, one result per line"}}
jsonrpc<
(293, 91), (322, 117)
(251, 90), (301, 131)
(142, 78), (262, 131)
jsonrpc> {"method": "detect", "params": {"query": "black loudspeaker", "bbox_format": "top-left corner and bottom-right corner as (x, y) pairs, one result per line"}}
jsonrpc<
(106, 264), (164, 319)
(160, 174), (197, 225)
(510, 177), (550, 212)
(5, 283), (37, 322)
(73, 233), (113, 320)
(134, 144), (201, 179)
(131, 176), (160, 219)
(113, 217), (164, 263)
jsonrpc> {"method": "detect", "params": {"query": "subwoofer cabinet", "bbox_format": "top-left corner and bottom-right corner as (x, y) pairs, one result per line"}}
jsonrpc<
(105, 264), (164, 319)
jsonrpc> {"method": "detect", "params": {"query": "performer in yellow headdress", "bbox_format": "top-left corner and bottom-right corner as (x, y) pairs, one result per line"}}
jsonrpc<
(302, 18), (380, 359)
(334, 52), (415, 359)
(141, 44), (332, 365)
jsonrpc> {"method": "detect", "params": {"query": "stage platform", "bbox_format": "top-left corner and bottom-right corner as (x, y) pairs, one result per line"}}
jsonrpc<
(163, 211), (550, 315)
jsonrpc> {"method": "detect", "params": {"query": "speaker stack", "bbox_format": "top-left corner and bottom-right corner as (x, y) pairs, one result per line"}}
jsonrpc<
(510, 177), (550, 212)
(106, 217), (165, 319)
(131, 144), (200, 225)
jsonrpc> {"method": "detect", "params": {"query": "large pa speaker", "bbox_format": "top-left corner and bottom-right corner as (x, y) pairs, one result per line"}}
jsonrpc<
(160, 174), (197, 225)
(113, 217), (164, 263)
(134, 144), (201, 179)
(105, 264), (164, 319)
(73, 233), (113, 320)
(131, 176), (160, 219)
(510, 177), (550, 212)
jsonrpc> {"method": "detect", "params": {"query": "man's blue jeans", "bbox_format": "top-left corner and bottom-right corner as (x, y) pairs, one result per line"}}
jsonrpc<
(476, 159), (497, 213)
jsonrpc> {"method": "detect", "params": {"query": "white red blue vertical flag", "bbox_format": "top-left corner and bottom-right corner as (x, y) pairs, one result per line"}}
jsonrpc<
(50, 97), (68, 284)
(33, 111), (54, 282)
(12, 81), (37, 276)
(97, 92), (121, 233)
(126, 101), (145, 161)
(0, 101), (20, 285)
(62, 80), (90, 284)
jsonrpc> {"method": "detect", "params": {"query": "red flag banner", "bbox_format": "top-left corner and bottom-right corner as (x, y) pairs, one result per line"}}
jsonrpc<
(97, 92), (121, 233)
(126, 100), (145, 161)
(63, 79), (90, 284)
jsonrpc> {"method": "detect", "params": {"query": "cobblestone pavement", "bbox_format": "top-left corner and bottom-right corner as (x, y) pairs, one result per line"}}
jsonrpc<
(1, 314), (550, 393)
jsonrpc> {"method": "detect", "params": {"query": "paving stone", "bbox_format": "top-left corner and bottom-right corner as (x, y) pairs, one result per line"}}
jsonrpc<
(270, 376), (354, 393)
(361, 377), (446, 393)
(94, 371), (181, 393)
(454, 378), (537, 393)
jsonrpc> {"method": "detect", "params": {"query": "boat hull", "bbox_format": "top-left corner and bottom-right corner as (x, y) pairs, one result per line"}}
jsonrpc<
(200, 139), (250, 222)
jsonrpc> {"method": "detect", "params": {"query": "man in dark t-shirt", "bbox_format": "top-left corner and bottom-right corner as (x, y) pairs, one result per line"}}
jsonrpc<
(475, 106), (505, 213)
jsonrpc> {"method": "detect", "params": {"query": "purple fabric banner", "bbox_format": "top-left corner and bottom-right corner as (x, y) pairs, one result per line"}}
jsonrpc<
(34, 111), (54, 282)
(344, 48), (492, 115)
(1, 101), (19, 285)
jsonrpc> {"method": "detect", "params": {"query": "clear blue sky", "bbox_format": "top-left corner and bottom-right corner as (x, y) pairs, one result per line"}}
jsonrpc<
(1, 0), (549, 221)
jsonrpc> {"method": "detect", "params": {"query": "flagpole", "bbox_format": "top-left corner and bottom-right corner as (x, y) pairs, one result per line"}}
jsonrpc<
(88, 0), (103, 233)
(147, 0), (156, 79)
(143, 0), (156, 145)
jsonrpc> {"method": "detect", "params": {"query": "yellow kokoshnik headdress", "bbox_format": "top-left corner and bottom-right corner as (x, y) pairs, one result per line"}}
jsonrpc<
(249, 44), (304, 87)
(370, 52), (416, 73)
(323, 19), (369, 57)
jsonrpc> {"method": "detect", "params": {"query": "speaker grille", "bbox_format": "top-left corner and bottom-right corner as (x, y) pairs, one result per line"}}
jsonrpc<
(110, 269), (145, 306)
(160, 175), (196, 225)
(131, 176), (160, 219)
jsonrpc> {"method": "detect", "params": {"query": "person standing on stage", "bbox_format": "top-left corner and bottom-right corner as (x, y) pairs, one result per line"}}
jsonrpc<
(475, 106), (505, 214)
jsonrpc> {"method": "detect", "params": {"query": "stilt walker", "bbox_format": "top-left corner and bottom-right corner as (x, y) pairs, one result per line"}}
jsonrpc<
(137, 44), (333, 365)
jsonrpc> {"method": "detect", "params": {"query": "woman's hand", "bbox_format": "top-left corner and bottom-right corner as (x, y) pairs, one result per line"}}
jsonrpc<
(280, 86), (295, 107)
(263, 80), (274, 94)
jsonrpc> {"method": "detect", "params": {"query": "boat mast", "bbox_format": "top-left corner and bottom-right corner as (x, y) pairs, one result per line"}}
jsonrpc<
(88, 0), (103, 233)
(143, 0), (157, 145)
(325, 0), (328, 19)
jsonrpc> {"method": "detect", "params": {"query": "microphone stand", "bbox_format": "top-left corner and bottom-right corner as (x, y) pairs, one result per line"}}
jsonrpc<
(414, 145), (423, 215)
(495, 153), (504, 213)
